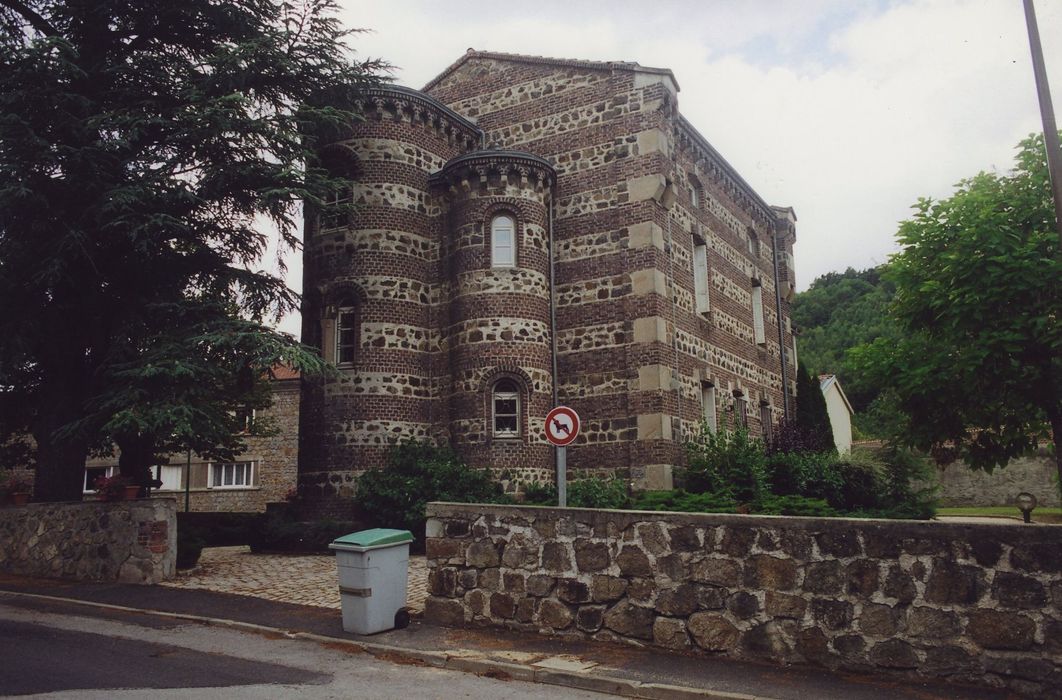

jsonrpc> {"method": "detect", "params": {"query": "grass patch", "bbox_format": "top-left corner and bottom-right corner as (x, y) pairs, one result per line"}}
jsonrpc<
(937, 506), (1062, 523)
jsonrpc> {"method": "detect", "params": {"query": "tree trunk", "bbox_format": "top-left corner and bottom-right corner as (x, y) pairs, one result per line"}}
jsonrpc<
(32, 415), (89, 503)
(116, 433), (157, 496)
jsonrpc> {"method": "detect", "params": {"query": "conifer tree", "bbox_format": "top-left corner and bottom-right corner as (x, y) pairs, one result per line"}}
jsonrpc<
(0, 1), (384, 500)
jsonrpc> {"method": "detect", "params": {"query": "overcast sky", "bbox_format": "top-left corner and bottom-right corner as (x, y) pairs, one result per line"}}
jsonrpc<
(272, 0), (1061, 334)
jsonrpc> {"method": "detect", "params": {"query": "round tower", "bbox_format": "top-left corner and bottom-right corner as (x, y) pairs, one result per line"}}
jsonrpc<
(431, 151), (556, 488)
(299, 86), (481, 508)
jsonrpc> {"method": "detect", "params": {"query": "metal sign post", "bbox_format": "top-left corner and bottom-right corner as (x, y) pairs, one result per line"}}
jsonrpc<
(544, 406), (580, 508)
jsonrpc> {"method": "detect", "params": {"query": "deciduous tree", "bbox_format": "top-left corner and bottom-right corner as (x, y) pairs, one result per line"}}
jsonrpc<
(853, 134), (1062, 486)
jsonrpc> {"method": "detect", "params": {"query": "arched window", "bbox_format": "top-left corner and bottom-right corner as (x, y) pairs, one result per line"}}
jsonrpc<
(492, 378), (520, 438)
(689, 174), (701, 210)
(491, 214), (516, 267)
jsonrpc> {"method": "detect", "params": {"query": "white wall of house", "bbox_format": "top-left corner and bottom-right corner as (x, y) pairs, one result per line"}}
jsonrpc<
(820, 375), (853, 454)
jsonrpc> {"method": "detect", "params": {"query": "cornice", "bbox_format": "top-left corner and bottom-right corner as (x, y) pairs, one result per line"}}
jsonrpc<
(430, 149), (556, 192)
(354, 85), (483, 150)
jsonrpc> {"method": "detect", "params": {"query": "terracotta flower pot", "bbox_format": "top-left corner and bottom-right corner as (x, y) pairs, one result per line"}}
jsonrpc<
(123, 485), (141, 500)
(11, 492), (30, 506)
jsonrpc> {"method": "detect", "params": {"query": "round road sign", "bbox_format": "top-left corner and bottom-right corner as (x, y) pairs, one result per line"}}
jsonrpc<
(544, 406), (580, 446)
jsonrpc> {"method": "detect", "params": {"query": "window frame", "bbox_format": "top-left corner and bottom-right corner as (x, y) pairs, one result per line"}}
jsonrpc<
(491, 378), (521, 439)
(207, 461), (256, 490)
(84, 465), (118, 494)
(153, 464), (184, 492)
(733, 392), (749, 429)
(335, 305), (358, 366)
(490, 214), (517, 268)
(751, 280), (766, 346)
(760, 401), (773, 442)
(701, 383), (717, 433)
(693, 238), (710, 315)
(319, 187), (351, 231)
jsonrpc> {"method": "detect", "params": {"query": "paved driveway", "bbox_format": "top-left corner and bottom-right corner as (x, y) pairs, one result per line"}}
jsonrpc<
(162, 546), (429, 612)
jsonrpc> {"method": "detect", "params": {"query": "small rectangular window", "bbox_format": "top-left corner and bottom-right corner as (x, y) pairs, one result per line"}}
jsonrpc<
(336, 308), (357, 364)
(760, 403), (773, 442)
(693, 242), (710, 315)
(701, 384), (717, 433)
(84, 466), (117, 493)
(209, 462), (254, 489)
(734, 394), (748, 429)
(153, 464), (184, 491)
(751, 283), (766, 345)
(320, 188), (351, 230)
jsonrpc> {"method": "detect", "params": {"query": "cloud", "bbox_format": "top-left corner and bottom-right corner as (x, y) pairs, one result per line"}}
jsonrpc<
(273, 0), (1061, 333)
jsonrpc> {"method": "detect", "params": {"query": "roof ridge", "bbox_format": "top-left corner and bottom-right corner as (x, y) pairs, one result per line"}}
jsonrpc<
(423, 49), (676, 92)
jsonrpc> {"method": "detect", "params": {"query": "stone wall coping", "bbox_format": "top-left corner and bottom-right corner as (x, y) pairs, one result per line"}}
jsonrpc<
(425, 501), (1062, 540)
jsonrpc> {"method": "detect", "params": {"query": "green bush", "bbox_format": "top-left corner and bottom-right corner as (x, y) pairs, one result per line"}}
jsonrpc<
(356, 440), (507, 543)
(631, 489), (737, 513)
(520, 481), (557, 505)
(568, 476), (629, 509)
(683, 426), (767, 504)
(831, 448), (887, 511)
(757, 494), (838, 517)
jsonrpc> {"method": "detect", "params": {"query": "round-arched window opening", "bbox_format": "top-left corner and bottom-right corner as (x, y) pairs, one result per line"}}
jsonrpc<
(491, 214), (516, 267)
(492, 378), (520, 438)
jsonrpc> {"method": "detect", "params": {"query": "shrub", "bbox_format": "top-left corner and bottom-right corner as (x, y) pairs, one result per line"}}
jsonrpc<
(355, 440), (507, 543)
(631, 489), (737, 513)
(831, 448), (887, 511)
(683, 426), (767, 504)
(520, 480), (557, 505)
(757, 494), (838, 517)
(567, 476), (629, 509)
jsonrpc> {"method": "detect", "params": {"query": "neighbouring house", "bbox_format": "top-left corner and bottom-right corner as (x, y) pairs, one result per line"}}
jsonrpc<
(83, 366), (301, 513)
(297, 50), (799, 512)
(819, 373), (853, 454)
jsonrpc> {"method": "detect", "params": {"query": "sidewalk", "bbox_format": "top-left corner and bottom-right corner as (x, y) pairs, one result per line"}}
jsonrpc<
(0, 573), (1010, 700)
(160, 546), (429, 612)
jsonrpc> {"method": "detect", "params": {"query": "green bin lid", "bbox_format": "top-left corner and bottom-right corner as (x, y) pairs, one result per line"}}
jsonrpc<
(332, 528), (413, 548)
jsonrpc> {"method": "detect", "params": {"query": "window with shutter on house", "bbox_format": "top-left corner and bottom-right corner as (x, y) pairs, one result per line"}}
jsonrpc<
(701, 383), (717, 433)
(751, 281), (766, 345)
(693, 240), (710, 315)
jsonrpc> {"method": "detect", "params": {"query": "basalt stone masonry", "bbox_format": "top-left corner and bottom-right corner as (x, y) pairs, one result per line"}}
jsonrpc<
(0, 498), (176, 584)
(299, 51), (798, 507)
(424, 503), (1062, 698)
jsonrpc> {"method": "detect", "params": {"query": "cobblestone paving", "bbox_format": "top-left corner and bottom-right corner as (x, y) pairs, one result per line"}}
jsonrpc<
(162, 546), (428, 612)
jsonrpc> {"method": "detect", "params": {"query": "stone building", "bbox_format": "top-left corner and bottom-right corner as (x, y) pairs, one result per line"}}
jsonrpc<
(298, 50), (798, 506)
(83, 367), (301, 513)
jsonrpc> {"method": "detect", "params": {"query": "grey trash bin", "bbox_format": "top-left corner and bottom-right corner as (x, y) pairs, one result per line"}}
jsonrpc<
(329, 528), (414, 634)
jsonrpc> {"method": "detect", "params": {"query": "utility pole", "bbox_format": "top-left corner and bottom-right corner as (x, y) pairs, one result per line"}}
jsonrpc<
(1024, 0), (1062, 248)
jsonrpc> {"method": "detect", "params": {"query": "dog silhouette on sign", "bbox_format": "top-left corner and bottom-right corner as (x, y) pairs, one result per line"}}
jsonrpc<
(551, 418), (571, 435)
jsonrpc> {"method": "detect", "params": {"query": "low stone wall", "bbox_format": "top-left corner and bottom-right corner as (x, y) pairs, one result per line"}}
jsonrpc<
(931, 450), (1060, 508)
(424, 503), (1062, 697)
(0, 498), (176, 584)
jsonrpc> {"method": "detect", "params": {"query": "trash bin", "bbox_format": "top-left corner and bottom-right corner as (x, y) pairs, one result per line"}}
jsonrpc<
(329, 528), (414, 635)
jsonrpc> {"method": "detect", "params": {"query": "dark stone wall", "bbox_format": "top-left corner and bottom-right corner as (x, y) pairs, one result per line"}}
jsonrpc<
(425, 503), (1062, 698)
(0, 498), (176, 584)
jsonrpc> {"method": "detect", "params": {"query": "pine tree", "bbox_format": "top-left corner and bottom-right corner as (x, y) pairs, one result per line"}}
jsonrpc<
(795, 360), (836, 453)
(0, 1), (384, 500)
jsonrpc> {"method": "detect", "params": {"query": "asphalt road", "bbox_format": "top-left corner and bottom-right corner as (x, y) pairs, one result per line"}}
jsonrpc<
(0, 600), (610, 699)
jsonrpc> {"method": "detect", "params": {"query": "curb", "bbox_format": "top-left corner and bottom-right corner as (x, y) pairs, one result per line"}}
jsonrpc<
(0, 589), (768, 700)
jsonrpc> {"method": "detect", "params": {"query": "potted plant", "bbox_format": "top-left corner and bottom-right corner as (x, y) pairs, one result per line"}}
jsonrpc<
(94, 474), (138, 502)
(1, 473), (32, 506)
